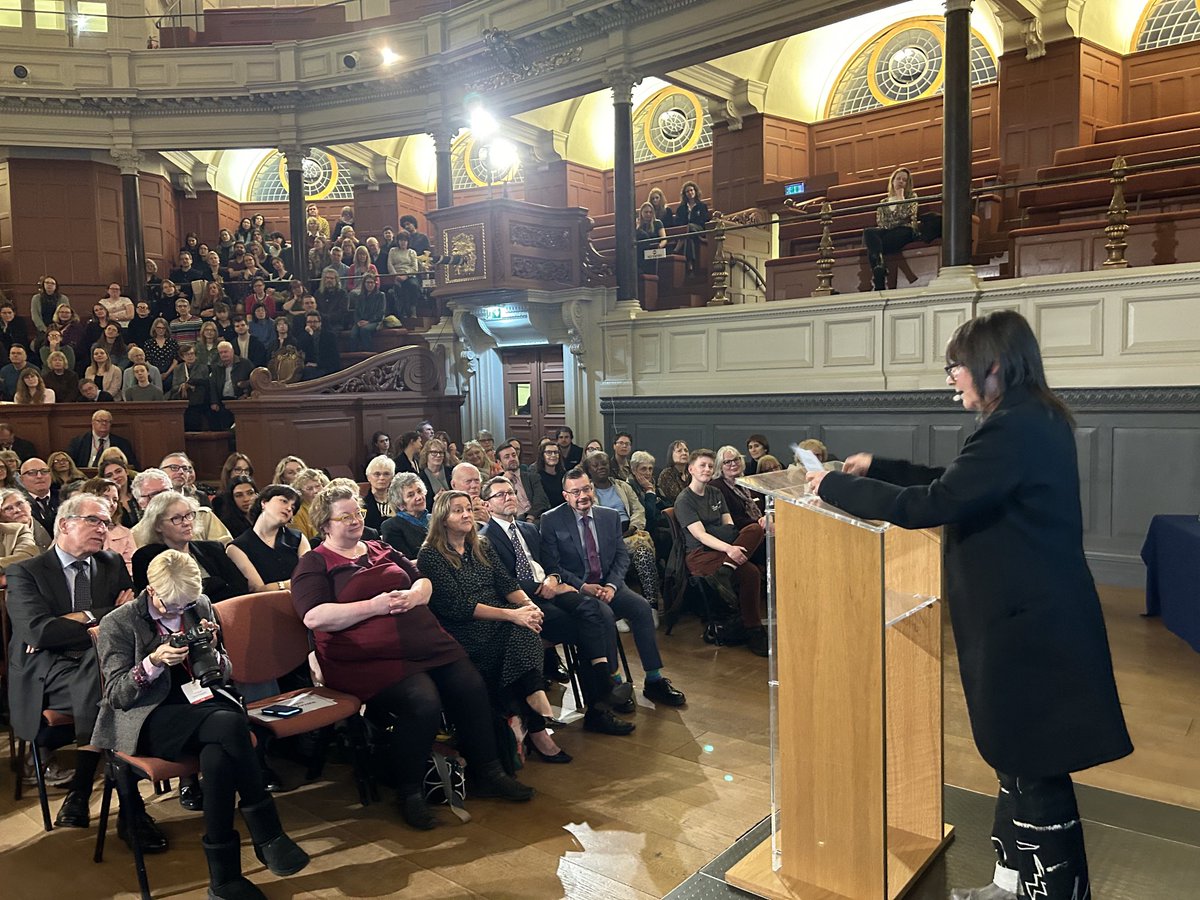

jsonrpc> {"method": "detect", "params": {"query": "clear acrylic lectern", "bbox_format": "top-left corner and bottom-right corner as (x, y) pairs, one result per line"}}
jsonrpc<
(725, 468), (952, 899)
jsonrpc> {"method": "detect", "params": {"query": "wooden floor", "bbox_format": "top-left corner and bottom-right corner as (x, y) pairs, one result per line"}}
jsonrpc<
(1, 584), (1197, 898)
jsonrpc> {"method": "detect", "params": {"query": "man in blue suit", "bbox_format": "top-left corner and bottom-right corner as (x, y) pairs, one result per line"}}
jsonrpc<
(540, 468), (686, 708)
(482, 476), (634, 736)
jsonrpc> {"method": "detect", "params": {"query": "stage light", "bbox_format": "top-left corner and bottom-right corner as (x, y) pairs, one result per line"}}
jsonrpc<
(342, 52), (359, 70)
(13, 64), (28, 79)
(380, 47), (399, 66)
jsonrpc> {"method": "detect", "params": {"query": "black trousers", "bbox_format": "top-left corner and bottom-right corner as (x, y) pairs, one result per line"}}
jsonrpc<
(366, 657), (498, 791)
(862, 224), (917, 269)
(992, 771), (1090, 899)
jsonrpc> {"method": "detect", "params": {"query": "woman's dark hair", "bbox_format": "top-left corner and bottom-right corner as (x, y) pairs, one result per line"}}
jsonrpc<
(249, 482), (299, 523)
(369, 431), (390, 452)
(399, 430), (421, 450)
(746, 433), (769, 453)
(945, 309), (1073, 424)
(535, 438), (562, 475)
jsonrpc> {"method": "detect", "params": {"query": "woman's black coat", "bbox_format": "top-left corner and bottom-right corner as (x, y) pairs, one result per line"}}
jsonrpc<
(818, 387), (1132, 777)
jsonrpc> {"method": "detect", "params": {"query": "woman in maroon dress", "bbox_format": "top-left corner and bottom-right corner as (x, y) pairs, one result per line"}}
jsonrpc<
(290, 483), (533, 830)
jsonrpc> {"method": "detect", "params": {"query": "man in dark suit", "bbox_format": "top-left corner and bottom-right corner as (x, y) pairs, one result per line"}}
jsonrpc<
(18, 457), (59, 534)
(207, 342), (255, 430)
(230, 316), (268, 368)
(482, 476), (634, 736)
(540, 468), (686, 708)
(0, 421), (36, 461)
(66, 409), (140, 469)
(5, 494), (166, 848)
(296, 311), (341, 380)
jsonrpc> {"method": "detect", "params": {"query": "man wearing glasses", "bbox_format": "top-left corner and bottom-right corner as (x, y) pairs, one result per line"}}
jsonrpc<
(540, 469), (686, 709)
(5, 494), (167, 849)
(66, 409), (140, 469)
(19, 458), (59, 535)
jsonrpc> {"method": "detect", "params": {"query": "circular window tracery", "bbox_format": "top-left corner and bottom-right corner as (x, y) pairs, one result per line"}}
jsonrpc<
(633, 87), (713, 163)
(248, 148), (355, 202)
(1135, 0), (1200, 51)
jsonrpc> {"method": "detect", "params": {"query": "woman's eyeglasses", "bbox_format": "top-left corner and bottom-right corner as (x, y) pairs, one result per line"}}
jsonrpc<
(167, 511), (197, 526)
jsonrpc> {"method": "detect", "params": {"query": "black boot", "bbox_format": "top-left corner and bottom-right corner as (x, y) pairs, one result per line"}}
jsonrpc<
(471, 760), (534, 802)
(202, 832), (266, 900)
(239, 797), (310, 877)
(397, 786), (437, 831)
(872, 265), (887, 291)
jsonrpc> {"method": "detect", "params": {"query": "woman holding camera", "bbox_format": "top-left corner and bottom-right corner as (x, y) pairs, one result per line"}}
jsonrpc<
(93, 550), (309, 900)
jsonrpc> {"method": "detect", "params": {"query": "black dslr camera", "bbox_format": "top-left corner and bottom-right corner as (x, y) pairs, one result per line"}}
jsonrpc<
(168, 607), (224, 688)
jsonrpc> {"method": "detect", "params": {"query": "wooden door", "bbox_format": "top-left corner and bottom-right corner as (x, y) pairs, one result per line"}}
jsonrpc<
(500, 345), (565, 465)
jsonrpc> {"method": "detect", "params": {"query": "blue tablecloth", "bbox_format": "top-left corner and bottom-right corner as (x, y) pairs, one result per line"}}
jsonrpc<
(1141, 514), (1200, 653)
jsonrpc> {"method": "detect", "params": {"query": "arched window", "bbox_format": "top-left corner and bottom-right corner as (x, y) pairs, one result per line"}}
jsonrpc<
(1135, 0), (1200, 51)
(826, 17), (998, 119)
(451, 134), (526, 189)
(248, 148), (356, 202)
(632, 86), (713, 164)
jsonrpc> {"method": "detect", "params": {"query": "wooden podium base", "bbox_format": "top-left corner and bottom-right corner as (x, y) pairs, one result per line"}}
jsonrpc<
(725, 824), (954, 900)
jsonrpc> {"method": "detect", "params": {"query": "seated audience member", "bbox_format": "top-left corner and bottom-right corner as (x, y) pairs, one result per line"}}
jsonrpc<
(227, 483), (308, 592)
(461, 441), (494, 478)
(386, 233), (422, 320)
(217, 453), (255, 498)
(675, 181), (709, 273)
(540, 468), (687, 708)
(306, 203), (330, 239)
(380, 472), (430, 559)
(399, 215), (431, 256)
(0, 517), (38, 571)
(296, 311), (340, 380)
(583, 439), (604, 457)
(674, 449), (767, 656)
(168, 251), (206, 299)
(51, 303), (87, 359)
(100, 457), (139, 527)
(230, 316), (267, 368)
(48, 451), (85, 492)
(19, 457), (59, 533)
(41, 351), (80, 402)
(167, 344), (210, 429)
(365, 432), (391, 474)
(481, 477), (633, 736)
(0, 302), (30, 356)
(94, 550), (309, 897)
(79, 476), (136, 573)
(656, 440), (691, 505)
(0, 452), (22, 491)
(194, 321), (222, 367)
(346, 245), (377, 294)
(14, 367), (53, 408)
(554, 426), (583, 469)
(863, 166), (919, 291)
(290, 468), (330, 539)
(419, 491), (569, 764)
(714, 446), (767, 533)
(363, 455), (396, 532)
(797, 438), (829, 465)
(39, 324), (77, 372)
(0, 487), (53, 550)
(628, 449), (670, 559)
(534, 439), (566, 507)
(331, 206), (355, 242)
(82, 302), (114, 351)
(248, 302), (274, 345)
(169, 296), (204, 344)
(84, 346), (124, 399)
(124, 363), (165, 402)
(131, 490), (248, 600)
(647, 187), (675, 229)
(744, 433), (770, 476)
(393, 430), (423, 475)
(418, 437), (450, 498)
(152, 278), (178, 321)
(755, 454), (782, 473)
(132, 467), (231, 546)
(271, 455), (306, 486)
(449, 462), (490, 528)
(215, 475), (258, 540)
(0, 421), (36, 461)
(350, 272), (387, 352)
(127, 300), (155, 347)
(580, 452), (660, 609)
(121, 346), (163, 395)
(100, 282), (135, 324)
(207, 341), (254, 429)
(292, 482), (533, 828)
(314, 268), (349, 331)
(635, 202), (668, 276)
(78, 379), (114, 403)
(67, 409), (139, 469)
(1, 345), (39, 399)
(6, 493), (167, 848)
(30, 274), (69, 335)
(496, 442), (548, 522)
(418, 420), (436, 443)
(610, 432), (634, 481)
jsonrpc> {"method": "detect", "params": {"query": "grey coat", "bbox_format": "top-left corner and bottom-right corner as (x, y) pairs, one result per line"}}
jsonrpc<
(91, 592), (231, 755)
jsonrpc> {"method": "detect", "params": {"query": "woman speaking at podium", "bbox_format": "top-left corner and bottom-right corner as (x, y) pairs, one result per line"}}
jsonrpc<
(807, 310), (1131, 900)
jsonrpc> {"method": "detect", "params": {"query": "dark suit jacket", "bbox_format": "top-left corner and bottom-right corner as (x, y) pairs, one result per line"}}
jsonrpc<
(5, 548), (132, 740)
(819, 386), (1133, 777)
(208, 358), (255, 402)
(296, 328), (341, 373)
(67, 431), (139, 469)
(484, 517), (549, 596)
(131, 541), (248, 603)
(232, 335), (268, 368)
(539, 503), (629, 590)
(2, 436), (36, 461)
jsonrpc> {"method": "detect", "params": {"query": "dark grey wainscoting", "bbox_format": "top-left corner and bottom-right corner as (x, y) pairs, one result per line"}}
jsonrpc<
(602, 387), (1200, 587)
